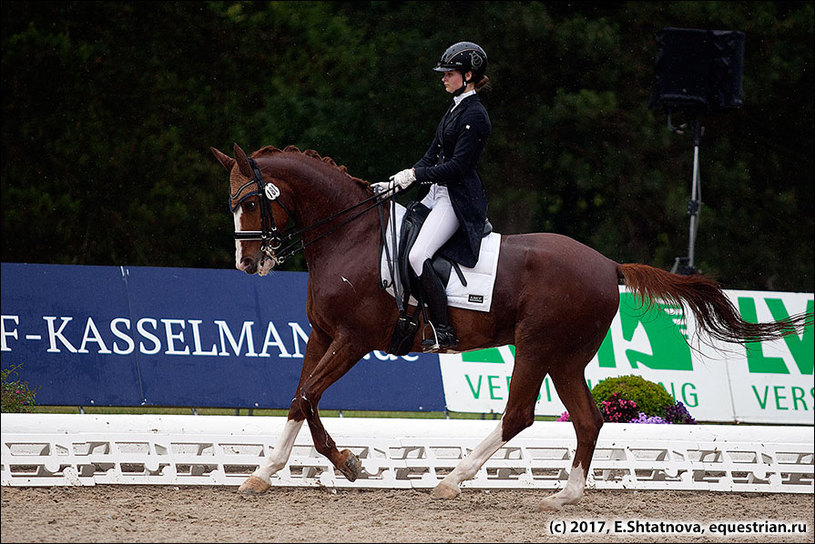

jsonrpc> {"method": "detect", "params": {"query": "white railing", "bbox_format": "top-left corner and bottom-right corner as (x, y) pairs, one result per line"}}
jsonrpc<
(1, 414), (812, 493)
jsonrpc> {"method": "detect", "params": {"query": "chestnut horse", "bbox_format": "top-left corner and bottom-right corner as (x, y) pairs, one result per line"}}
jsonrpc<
(211, 143), (811, 511)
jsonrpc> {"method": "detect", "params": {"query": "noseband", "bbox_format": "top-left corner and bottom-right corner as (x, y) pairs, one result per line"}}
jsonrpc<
(229, 157), (395, 266)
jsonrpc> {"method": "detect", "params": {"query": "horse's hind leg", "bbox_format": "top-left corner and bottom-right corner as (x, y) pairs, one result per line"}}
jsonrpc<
(430, 346), (548, 500)
(430, 421), (507, 499)
(539, 366), (603, 511)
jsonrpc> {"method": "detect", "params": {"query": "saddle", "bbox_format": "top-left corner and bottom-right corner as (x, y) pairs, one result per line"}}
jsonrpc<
(385, 201), (493, 355)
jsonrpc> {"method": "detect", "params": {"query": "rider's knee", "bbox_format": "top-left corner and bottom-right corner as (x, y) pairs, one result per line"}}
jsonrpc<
(409, 251), (428, 278)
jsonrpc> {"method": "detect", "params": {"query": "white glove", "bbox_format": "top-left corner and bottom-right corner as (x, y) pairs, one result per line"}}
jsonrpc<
(371, 168), (416, 194)
(371, 180), (395, 194)
(389, 168), (416, 189)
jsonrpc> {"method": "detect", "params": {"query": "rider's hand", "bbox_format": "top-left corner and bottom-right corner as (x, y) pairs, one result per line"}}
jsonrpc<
(371, 180), (394, 194)
(389, 168), (416, 189)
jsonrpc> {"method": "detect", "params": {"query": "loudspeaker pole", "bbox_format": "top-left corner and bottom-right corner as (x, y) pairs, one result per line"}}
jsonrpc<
(650, 27), (745, 277)
(686, 117), (703, 272)
(670, 115), (703, 276)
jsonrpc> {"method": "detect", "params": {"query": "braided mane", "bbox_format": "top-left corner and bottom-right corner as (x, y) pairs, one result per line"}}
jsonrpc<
(251, 145), (369, 188)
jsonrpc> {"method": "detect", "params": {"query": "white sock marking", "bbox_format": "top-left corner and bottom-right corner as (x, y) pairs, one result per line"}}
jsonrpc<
(441, 420), (507, 488)
(253, 418), (305, 482)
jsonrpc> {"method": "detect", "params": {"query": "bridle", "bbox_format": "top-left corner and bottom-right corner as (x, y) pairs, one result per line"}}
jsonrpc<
(229, 157), (395, 266)
(229, 157), (290, 262)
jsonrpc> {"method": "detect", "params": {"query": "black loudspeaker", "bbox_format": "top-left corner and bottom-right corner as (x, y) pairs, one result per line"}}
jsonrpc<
(649, 27), (745, 113)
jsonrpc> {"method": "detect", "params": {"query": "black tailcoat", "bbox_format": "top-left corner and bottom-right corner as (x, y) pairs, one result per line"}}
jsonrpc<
(413, 94), (491, 268)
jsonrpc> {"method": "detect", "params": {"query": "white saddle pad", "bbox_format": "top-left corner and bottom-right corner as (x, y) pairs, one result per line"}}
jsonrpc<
(380, 202), (501, 312)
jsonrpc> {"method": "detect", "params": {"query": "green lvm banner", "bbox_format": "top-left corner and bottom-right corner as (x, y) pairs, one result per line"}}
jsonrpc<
(439, 288), (814, 424)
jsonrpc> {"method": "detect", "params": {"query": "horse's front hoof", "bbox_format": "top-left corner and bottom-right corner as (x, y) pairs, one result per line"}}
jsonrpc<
(238, 475), (271, 495)
(338, 449), (362, 482)
(430, 482), (460, 500)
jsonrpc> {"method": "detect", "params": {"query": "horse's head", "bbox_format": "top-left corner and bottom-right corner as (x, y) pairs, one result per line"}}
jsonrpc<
(211, 143), (292, 276)
(212, 143), (379, 276)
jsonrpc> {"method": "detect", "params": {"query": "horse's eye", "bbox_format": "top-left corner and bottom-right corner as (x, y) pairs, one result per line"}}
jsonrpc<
(243, 200), (257, 212)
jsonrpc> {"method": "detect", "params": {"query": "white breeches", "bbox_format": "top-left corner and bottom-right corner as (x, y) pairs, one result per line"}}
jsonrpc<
(409, 184), (460, 277)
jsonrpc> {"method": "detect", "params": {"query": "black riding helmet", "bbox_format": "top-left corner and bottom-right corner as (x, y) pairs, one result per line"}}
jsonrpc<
(434, 41), (488, 95)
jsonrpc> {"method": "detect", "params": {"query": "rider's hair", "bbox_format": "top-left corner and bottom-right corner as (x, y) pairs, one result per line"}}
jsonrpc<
(474, 75), (491, 94)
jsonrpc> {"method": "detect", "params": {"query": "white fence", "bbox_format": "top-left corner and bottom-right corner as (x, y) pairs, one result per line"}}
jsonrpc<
(1, 414), (812, 493)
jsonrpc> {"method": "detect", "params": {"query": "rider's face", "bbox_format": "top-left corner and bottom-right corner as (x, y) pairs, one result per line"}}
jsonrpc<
(441, 70), (470, 94)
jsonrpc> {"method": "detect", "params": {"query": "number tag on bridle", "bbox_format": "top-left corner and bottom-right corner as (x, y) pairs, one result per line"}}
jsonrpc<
(264, 183), (280, 201)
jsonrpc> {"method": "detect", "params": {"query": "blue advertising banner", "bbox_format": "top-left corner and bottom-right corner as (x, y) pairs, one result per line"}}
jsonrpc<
(1, 263), (446, 411)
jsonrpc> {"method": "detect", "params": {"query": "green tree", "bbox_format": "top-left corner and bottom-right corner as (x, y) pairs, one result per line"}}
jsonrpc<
(2, 1), (812, 290)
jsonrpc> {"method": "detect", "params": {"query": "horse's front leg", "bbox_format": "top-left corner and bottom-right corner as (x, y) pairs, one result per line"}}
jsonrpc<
(238, 326), (332, 495)
(238, 418), (305, 494)
(289, 335), (369, 481)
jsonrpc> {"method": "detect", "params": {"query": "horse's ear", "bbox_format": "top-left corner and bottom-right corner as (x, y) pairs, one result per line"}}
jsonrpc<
(233, 143), (253, 178)
(210, 147), (235, 172)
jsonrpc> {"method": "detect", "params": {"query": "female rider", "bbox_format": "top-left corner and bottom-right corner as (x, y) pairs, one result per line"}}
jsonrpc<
(375, 41), (492, 352)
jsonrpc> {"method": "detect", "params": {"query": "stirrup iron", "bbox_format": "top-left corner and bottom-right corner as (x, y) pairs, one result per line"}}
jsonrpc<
(421, 322), (457, 352)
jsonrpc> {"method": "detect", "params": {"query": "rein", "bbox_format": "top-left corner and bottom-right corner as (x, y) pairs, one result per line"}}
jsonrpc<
(231, 157), (398, 265)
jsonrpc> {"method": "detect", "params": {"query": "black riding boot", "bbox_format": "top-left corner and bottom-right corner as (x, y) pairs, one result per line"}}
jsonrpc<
(419, 260), (458, 352)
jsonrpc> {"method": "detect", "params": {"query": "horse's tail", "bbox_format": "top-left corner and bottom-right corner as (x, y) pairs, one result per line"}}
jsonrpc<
(618, 263), (814, 345)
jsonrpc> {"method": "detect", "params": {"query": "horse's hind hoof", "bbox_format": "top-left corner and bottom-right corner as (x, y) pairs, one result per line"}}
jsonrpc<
(538, 494), (568, 512)
(338, 449), (362, 482)
(238, 475), (271, 495)
(538, 499), (563, 512)
(430, 482), (460, 500)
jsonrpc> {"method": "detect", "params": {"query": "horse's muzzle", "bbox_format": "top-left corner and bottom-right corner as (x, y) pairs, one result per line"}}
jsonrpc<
(238, 255), (274, 276)
(238, 256), (257, 274)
